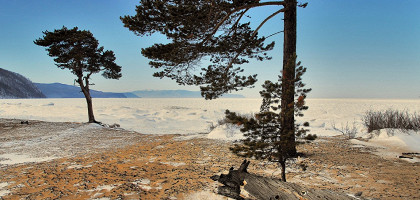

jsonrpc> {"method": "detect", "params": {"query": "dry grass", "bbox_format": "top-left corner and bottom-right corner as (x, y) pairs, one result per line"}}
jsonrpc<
(363, 109), (420, 133)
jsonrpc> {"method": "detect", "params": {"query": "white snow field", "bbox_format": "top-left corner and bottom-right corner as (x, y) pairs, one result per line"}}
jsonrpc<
(1, 98), (420, 158)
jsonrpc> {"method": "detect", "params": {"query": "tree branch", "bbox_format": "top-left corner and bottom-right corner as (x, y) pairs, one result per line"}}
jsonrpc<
(266, 31), (284, 39)
(81, 71), (94, 90)
(251, 8), (285, 39)
(228, 8), (250, 36)
(86, 71), (93, 80)
(224, 9), (285, 75)
(201, 1), (285, 45)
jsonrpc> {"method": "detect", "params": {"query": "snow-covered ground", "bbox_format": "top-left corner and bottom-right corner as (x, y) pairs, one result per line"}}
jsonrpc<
(1, 98), (420, 159)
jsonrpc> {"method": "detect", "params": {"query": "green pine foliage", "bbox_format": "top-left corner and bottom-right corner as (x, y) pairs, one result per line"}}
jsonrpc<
(228, 59), (311, 181)
(121, 0), (291, 99)
(34, 26), (122, 80)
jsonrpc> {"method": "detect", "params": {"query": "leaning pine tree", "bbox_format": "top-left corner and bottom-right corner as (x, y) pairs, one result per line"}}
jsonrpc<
(34, 26), (122, 123)
(229, 58), (311, 182)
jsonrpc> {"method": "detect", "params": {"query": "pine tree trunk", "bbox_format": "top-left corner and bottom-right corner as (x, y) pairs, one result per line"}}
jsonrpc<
(280, 159), (286, 182)
(78, 77), (97, 123)
(281, 0), (297, 157)
(85, 94), (96, 123)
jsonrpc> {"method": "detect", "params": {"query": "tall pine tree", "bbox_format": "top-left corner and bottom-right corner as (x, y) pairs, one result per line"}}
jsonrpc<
(122, 0), (307, 155)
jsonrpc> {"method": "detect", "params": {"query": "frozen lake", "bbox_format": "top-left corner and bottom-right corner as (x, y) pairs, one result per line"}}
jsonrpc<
(1, 98), (419, 136)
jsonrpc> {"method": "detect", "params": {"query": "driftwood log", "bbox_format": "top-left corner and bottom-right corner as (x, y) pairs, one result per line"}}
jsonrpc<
(211, 160), (359, 200)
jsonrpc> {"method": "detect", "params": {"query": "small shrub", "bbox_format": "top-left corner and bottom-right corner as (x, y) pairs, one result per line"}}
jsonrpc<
(208, 122), (217, 131)
(332, 121), (358, 139)
(363, 109), (420, 133)
(304, 134), (317, 141)
(299, 163), (308, 171)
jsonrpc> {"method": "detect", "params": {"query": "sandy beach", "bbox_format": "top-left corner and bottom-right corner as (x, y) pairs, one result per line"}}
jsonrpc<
(0, 118), (419, 199)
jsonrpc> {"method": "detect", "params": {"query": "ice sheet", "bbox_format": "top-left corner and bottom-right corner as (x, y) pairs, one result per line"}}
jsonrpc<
(1, 98), (419, 154)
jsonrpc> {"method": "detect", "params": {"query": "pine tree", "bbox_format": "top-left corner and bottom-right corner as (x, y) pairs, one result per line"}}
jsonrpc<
(34, 26), (122, 123)
(229, 59), (311, 181)
(122, 0), (307, 155)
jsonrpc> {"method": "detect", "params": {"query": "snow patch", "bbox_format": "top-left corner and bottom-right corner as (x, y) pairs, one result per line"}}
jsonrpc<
(184, 190), (234, 200)
(133, 179), (150, 185)
(0, 182), (10, 197)
(95, 185), (116, 191)
(351, 129), (420, 162)
(161, 162), (186, 167)
(369, 129), (420, 152)
(207, 124), (244, 141)
(68, 164), (93, 169)
(132, 179), (162, 191)
(0, 153), (56, 165)
(86, 184), (118, 199)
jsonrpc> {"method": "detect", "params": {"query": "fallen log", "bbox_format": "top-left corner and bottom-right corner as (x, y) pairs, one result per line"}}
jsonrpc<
(211, 160), (359, 200)
(399, 155), (413, 159)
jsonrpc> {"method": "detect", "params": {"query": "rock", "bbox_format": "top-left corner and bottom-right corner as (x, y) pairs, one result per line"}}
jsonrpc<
(109, 123), (121, 128)
(355, 191), (363, 196)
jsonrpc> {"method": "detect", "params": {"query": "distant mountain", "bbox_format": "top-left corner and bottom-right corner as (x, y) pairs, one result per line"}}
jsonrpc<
(123, 92), (140, 98)
(131, 90), (245, 98)
(0, 68), (46, 99)
(35, 83), (135, 98)
(34, 82), (245, 98)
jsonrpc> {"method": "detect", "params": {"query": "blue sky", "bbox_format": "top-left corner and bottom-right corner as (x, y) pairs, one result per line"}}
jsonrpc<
(0, 0), (419, 98)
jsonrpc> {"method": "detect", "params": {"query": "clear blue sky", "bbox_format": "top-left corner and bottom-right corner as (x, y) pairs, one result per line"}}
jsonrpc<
(0, 0), (419, 98)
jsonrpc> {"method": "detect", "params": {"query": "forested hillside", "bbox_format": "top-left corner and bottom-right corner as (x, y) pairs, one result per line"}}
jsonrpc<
(0, 68), (45, 99)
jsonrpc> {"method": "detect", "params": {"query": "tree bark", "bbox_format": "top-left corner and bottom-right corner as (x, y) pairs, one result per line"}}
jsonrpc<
(280, 159), (286, 182)
(281, 0), (297, 157)
(212, 160), (359, 200)
(85, 93), (96, 123)
(77, 77), (97, 123)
